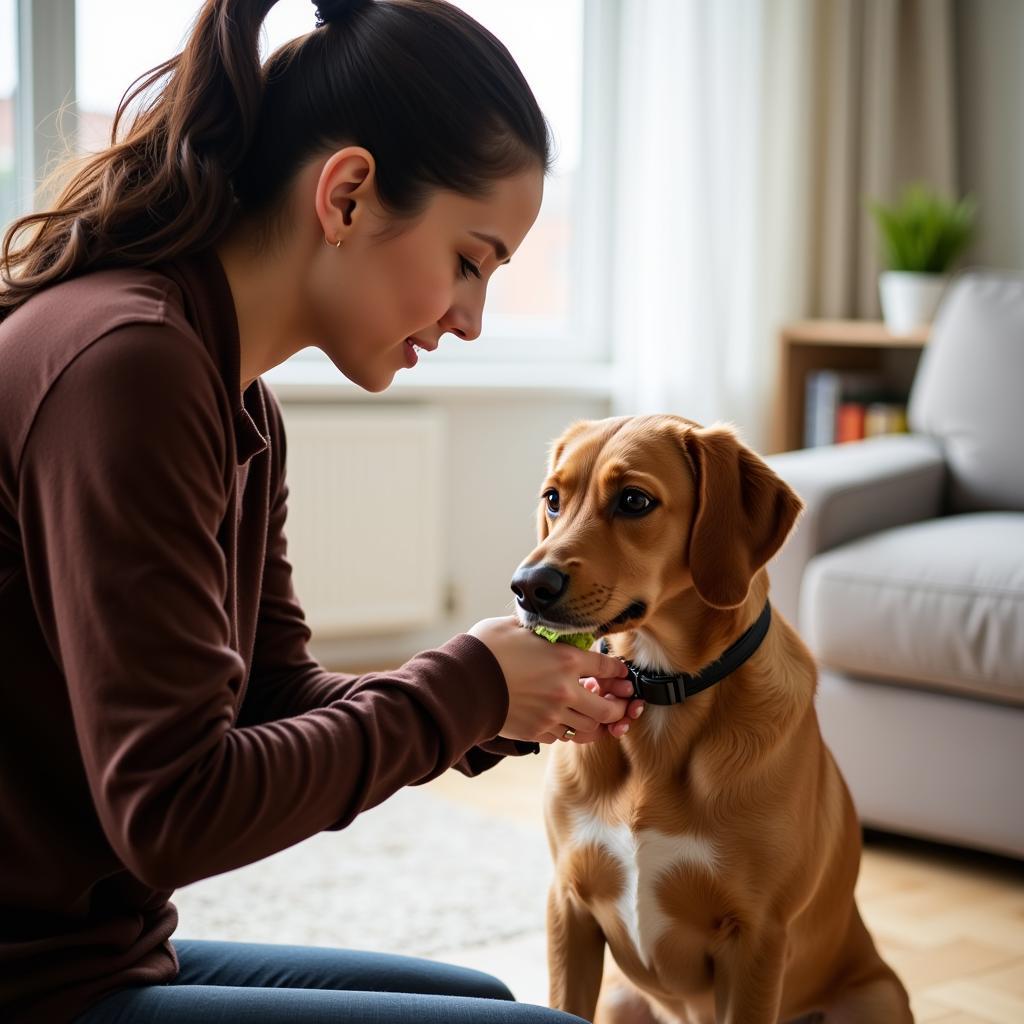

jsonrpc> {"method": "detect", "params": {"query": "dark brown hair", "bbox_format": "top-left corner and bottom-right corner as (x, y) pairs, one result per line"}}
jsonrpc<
(0, 0), (551, 321)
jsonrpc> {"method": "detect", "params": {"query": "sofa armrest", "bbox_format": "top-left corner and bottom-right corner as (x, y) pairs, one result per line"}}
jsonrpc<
(765, 434), (947, 627)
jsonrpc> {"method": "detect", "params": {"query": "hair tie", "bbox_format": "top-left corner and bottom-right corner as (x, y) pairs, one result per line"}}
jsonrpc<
(313, 0), (369, 28)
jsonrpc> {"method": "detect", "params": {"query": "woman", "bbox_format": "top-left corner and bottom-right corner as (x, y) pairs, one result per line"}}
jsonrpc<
(0, 0), (644, 1020)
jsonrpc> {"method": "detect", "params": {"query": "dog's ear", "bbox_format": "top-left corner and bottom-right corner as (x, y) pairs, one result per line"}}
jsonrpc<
(681, 424), (804, 609)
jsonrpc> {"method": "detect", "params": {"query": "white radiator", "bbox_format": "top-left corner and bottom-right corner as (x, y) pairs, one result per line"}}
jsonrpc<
(277, 404), (445, 636)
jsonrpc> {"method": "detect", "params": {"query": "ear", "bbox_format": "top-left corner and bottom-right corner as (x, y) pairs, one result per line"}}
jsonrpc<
(681, 424), (804, 609)
(314, 146), (377, 243)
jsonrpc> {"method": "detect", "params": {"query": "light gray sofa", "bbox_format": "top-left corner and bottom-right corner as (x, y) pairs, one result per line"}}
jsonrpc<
(767, 270), (1024, 859)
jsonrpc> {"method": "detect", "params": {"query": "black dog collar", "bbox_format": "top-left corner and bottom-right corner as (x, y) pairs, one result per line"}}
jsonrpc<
(600, 601), (772, 706)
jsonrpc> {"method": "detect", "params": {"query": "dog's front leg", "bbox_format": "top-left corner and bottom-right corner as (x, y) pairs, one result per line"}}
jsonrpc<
(712, 923), (787, 1024)
(547, 881), (606, 1021)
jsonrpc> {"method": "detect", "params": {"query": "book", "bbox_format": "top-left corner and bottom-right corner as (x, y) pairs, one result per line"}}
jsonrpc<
(836, 402), (867, 443)
(804, 370), (841, 447)
(804, 370), (887, 447)
(864, 402), (909, 438)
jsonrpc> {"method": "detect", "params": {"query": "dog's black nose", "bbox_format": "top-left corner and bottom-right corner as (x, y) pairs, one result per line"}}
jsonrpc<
(511, 564), (569, 614)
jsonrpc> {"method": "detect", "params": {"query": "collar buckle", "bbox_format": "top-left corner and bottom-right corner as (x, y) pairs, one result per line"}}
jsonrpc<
(627, 664), (685, 705)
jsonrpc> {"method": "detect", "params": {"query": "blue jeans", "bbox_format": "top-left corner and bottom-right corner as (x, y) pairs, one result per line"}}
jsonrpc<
(75, 939), (587, 1022)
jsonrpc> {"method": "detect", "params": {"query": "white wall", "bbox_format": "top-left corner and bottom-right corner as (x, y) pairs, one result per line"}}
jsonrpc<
(955, 0), (1024, 270)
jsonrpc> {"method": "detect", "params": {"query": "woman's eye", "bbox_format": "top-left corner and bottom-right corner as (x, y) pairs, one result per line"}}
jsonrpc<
(618, 488), (656, 516)
(542, 489), (560, 515)
(459, 256), (481, 280)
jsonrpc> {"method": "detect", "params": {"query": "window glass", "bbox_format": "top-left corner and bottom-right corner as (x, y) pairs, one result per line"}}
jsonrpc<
(75, 0), (583, 345)
(448, 0), (582, 337)
(75, 1), (197, 155)
(0, 0), (18, 228)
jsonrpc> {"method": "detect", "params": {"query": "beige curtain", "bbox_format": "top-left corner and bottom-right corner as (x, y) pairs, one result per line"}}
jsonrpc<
(808, 0), (958, 318)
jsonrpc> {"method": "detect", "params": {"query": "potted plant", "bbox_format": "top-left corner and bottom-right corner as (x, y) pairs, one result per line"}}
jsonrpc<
(868, 183), (977, 333)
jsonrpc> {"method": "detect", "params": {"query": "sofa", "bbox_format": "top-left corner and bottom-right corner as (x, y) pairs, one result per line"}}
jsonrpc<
(766, 269), (1024, 859)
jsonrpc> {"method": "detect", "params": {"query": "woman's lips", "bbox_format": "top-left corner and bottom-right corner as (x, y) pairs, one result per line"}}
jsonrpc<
(403, 337), (419, 367)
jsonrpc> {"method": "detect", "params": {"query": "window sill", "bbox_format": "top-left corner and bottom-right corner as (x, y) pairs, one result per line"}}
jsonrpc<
(264, 358), (617, 402)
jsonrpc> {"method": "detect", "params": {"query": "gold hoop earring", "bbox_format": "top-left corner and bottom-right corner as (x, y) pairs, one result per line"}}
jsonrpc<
(325, 236), (342, 248)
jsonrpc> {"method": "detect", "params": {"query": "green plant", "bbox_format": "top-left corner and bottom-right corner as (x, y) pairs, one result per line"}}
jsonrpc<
(868, 183), (977, 273)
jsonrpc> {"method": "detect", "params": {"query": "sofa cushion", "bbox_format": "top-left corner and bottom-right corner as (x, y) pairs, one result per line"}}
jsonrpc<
(800, 512), (1024, 705)
(908, 270), (1024, 513)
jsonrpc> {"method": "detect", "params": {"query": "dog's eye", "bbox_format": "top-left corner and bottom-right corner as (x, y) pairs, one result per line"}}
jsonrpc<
(542, 489), (560, 516)
(618, 488), (656, 516)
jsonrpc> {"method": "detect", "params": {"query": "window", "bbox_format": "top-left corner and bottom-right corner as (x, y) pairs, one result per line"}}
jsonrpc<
(71, 0), (605, 367)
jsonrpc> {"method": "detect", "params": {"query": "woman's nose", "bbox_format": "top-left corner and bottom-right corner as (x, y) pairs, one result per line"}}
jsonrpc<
(439, 301), (482, 342)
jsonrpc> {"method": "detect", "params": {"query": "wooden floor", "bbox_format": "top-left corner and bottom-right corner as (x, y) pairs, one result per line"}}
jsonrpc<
(427, 746), (1024, 1024)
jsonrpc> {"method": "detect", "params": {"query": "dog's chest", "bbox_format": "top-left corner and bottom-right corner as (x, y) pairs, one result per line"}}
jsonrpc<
(568, 809), (720, 971)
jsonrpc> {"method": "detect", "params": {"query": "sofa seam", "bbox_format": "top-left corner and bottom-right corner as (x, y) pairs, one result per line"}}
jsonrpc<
(812, 571), (1024, 602)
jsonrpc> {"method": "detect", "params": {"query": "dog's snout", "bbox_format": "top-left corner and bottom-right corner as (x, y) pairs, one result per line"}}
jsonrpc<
(511, 564), (569, 614)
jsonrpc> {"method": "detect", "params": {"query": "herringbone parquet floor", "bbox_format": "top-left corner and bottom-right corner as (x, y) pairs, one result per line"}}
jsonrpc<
(856, 828), (1024, 1023)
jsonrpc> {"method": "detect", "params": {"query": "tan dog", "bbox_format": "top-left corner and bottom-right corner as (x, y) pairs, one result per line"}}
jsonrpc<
(512, 415), (913, 1024)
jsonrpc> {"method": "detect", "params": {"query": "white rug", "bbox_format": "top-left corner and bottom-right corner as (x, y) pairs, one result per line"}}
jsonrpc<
(173, 786), (553, 957)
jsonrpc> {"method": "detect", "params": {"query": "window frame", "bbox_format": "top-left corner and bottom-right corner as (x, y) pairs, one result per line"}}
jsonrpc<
(13, 0), (76, 218)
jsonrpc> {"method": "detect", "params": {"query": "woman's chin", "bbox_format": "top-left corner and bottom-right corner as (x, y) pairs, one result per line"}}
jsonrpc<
(324, 352), (396, 393)
(347, 369), (395, 393)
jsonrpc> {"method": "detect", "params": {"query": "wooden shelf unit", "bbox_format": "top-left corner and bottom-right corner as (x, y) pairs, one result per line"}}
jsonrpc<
(772, 319), (929, 453)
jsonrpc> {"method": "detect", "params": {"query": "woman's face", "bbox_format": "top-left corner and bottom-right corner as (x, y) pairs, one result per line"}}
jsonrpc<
(307, 154), (544, 392)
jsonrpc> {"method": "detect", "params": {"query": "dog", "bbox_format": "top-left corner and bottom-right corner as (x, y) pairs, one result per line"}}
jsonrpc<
(511, 415), (913, 1024)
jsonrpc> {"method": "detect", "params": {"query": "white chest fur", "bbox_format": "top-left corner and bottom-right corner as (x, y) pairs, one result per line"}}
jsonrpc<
(628, 628), (677, 675)
(571, 810), (718, 966)
(625, 628), (677, 741)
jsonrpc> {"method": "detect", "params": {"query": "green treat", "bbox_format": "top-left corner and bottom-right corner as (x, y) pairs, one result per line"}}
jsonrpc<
(533, 626), (597, 650)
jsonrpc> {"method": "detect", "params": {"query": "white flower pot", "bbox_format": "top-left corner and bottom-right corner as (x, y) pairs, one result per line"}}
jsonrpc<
(878, 271), (947, 333)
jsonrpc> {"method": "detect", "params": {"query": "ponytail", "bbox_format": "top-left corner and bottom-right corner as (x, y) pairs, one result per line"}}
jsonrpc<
(0, 0), (551, 322)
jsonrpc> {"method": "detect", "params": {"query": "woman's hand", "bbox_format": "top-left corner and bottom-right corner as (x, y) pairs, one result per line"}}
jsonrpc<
(468, 616), (644, 744)
(580, 676), (646, 738)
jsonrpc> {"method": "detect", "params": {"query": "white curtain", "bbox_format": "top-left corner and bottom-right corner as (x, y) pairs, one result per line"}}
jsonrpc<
(609, 0), (956, 451)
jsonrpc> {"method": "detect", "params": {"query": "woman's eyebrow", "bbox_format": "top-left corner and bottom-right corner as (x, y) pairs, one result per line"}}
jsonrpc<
(469, 231), (512, 264)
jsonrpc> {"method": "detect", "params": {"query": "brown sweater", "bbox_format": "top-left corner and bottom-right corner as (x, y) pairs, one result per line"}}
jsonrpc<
(0, 251), (533, 1023)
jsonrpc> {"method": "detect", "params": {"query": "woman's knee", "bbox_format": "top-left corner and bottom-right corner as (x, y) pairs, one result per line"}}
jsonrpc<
(422, 961), (514, 1001)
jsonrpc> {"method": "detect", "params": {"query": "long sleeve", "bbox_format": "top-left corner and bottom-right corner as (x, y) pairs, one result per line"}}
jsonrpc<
(17, 324), (511, 892)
